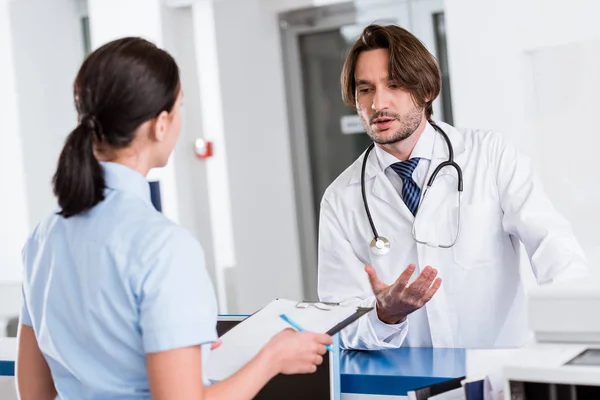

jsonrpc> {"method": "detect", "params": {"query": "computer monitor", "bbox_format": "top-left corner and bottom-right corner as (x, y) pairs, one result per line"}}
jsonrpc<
(217, 315), (338, 400)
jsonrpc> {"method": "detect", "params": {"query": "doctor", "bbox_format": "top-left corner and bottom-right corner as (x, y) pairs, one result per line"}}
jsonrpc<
(317, 24), (589, 350)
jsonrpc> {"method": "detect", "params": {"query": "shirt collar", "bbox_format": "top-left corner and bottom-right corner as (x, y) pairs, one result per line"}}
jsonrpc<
(374, 121), (436, 170)
(101, 162), (152, 205)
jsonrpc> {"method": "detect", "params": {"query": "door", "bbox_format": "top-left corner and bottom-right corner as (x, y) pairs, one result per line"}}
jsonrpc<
(298, 28), (373, 223)
(281, 0), (451, 300)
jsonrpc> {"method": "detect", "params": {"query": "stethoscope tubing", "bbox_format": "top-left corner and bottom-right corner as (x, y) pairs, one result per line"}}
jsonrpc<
(361, 121), (463, 250)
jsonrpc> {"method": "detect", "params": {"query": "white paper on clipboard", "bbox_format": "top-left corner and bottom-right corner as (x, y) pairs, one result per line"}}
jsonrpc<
(206, 298), (367, 382)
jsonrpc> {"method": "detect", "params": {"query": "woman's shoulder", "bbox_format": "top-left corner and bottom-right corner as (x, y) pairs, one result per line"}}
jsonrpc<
(137, 216), (200, 254)
(95, 190), (198, 248)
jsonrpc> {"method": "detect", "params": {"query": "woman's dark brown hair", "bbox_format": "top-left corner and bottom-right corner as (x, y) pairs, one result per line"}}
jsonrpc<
(341, 24), (441, 120)
(52, 37), (180, 218)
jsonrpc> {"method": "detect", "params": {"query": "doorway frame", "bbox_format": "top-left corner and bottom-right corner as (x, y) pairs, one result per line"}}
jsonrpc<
(280, 3), (361, 301)
(279, 0), (445, 301)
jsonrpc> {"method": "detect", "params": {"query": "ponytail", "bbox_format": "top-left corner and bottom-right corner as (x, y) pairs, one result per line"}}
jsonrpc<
(52, 116), (105, 218)
(52, 37), (181, 218)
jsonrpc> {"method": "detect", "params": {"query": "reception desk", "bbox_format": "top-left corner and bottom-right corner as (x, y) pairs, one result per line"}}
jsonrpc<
(341, 347), (465, 398)
(1, 338), (465, 399)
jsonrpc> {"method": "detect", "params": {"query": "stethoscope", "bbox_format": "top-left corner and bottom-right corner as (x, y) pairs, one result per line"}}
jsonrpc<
(361, 121), (463, 255)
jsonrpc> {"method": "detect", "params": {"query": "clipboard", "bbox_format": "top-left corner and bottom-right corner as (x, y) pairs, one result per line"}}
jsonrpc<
(293, 300), (372, 336)
(206, 298), (372, 383)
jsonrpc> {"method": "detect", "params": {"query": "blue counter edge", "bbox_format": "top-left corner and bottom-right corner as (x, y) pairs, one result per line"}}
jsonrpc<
(2, 358), (458, 396)
(341, 373), (457, 396)
(0, 360), (14, 377)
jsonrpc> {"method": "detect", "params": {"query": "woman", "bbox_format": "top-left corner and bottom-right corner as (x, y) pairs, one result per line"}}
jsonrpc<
(16, 37), (332, 400)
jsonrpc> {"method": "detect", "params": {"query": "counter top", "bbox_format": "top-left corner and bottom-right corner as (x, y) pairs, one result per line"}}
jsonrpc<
(1, 337), (466, 397)
(341, 347), (465, 396)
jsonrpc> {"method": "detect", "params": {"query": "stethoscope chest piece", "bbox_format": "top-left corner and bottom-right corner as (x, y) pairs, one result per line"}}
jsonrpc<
(369, 236), (390, 255)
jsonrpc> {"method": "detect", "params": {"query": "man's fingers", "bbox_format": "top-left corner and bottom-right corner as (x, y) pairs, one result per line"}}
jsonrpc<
(405, 266), (431, 293)
(210, 339), (222, 351)
(409, 266), (437, 295)
(365, 265), (388, 294)
(419, 277), (442, 306)
(392, 264), (416, 290)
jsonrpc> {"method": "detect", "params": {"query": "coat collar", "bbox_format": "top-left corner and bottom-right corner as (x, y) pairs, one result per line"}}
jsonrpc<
(348, 121), (465, 186)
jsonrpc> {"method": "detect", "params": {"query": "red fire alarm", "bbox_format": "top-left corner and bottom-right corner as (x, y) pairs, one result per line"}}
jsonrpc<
(194, 138), (213, 159)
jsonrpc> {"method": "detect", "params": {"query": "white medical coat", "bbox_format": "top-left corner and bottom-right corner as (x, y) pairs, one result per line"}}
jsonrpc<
(317, 121), (588, 350)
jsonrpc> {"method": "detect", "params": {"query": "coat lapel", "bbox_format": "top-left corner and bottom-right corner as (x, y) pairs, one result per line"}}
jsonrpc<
(348, 122), (466, 227)
(349, 146), (415, 224)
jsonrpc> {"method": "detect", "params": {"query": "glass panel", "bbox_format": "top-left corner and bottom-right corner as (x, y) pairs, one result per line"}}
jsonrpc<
(433, 12), (454, 125)
(80, 16), (91, 56)
(298, 29), (372, 223)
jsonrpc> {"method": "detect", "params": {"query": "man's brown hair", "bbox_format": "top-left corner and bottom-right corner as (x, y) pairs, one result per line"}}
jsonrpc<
(341, 24), (441, 120)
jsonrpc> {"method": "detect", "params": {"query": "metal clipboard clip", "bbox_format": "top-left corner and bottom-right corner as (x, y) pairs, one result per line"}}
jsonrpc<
(295, 301), (339, 311)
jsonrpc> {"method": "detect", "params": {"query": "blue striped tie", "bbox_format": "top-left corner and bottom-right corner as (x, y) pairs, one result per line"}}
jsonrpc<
(390, 158), (421, 216)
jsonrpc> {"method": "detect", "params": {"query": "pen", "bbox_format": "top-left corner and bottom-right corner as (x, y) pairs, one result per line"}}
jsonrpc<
(279, 313), (333, 351)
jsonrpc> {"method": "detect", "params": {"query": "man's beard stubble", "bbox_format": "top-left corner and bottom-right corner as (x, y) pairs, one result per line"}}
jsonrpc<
(361, 106), (423, 145)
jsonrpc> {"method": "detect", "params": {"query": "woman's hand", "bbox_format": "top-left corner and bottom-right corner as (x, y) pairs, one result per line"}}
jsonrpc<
(261, 329), (333, 375)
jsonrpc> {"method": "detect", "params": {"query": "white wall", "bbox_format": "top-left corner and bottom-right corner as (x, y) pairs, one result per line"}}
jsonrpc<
(9, 0), (84, 231)
(445, 0), (600, 271)
(527, 40), (600, 266)
(87, 0), (181, 224)
(0, 0), (29, 285)
(0, 0), (29, 335)
(160, 5), (224, 308)
(259, 0), (347, 13)
(209, 0), (306, 312)
(1, 0), (83, 332)
(88, 0), (162, 44)
(1, 0), (84, 327)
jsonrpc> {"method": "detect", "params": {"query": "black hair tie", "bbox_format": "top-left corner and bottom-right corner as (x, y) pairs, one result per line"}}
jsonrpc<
(81, 114), (104, 142)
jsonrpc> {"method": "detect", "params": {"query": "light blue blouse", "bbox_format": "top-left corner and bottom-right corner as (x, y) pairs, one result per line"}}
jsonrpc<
(20, 161), (218, 399)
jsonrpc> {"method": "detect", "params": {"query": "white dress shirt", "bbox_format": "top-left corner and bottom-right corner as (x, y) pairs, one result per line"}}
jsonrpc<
(373, 122), (437, 199)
